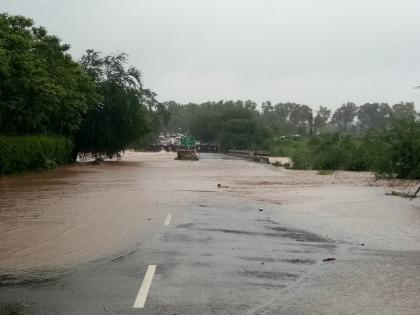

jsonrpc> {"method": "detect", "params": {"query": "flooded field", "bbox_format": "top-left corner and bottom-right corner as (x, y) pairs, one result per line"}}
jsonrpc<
(1, 152), (420, 313)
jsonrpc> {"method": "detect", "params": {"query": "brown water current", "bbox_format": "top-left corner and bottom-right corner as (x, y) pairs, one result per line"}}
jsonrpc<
(1, 151), (420, 283)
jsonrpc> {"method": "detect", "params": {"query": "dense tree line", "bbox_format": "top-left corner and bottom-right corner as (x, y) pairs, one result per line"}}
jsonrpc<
(163, 99), (417, 139)
(163, 100), (419, 178)
(0, 13), (165, 164)
(163, 100), (270, 150)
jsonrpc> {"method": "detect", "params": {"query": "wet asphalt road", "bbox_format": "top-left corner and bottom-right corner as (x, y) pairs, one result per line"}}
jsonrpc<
(0, 194), (329, 314)
(1, 154), (420, 314)
(3, 195), (420, 315)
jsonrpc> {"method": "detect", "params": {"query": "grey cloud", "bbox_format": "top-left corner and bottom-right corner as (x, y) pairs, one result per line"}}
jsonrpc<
(2, 0), (420, 108)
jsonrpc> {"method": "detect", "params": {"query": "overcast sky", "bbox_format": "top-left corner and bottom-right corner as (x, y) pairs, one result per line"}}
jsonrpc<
(2, 0), (420, 109)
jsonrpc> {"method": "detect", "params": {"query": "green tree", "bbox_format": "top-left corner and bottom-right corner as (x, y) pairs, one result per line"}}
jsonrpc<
(313, 106), (331, 134)
(357, 103), (390, 130)
(220, 118), (270, 151)
(331, 102), (358, 133)
(75, 50), (153, 157)
(391, 102), (416, 121)
(375, 118), (420, 179)
(187, 100), (258, 144)
(0, 14), (96, 137)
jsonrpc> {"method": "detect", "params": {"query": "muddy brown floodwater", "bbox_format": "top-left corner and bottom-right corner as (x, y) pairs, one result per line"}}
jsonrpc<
(1, 152), (420, 303)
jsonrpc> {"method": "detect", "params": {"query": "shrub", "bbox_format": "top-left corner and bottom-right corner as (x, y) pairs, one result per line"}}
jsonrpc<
(290, 144), (312, 169)
(0, 136), (74, 174)
(373, 119), (420, 179)
(290, 134), (374, 171)
(269, 138), (306, 157)
(289, 119), (420, 180)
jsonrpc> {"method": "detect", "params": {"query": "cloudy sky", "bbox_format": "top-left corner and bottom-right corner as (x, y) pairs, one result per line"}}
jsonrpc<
(2, 0), (420, 109)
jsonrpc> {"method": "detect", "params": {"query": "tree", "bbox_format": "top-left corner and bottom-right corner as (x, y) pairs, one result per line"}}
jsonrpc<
(186, 100), (259, 144)
(0, 13), (96, 136)
(219, 118), (271, 151)
(261, 101), (273, 115)
(357, 103), (390, 130)
(331, 102), (358, 132)
(260, 102), (313, 136)
(375, 118), (420, 179)
(75, 50), (153, 157)
(391, 102), (416, 121)
(313, 106), (331, 134)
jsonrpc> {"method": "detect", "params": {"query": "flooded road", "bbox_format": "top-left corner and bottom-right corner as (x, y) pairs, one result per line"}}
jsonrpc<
(0, 158), (163, 279)
(0, 152), (236, 280)
(1, 152), (420, 314)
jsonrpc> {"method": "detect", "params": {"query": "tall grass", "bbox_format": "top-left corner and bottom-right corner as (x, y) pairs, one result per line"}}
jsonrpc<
(0, 136), (75, 174)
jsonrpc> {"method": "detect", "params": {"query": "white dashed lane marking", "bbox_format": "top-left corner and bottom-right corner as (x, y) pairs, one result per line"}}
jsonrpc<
(133, 265), (157, 308)
(164, 214), (172, 226)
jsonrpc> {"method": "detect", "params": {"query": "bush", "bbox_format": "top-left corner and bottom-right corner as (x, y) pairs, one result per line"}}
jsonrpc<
(290, 134), (375, 171)
(0, 136), (75, 174)
(373, 119), (420, 179)
(290, 144), (312, 169)
(269, 138), (306, 157)
(289, 120), (420, 179)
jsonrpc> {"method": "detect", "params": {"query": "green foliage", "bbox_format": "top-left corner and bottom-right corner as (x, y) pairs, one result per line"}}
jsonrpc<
(164, 100), (269, 151)
(0, 136), (74, 174)
(289, 118), (420, 179)
(74, 50), (157, 157)
(189, 100), (260, 145)
(261, 102), (313, 135)
(290, 134), (376, 171)
(269, 139), (306, 157)
(290, 143), (312, 170)
(391, 102), (416, 121)
(0, 13), (97, 136)
(0, 13), (165, 168)
(219, 118), (269, 151)
(330, 102), (358, 133)
(374, 119), (420, 179)
(357, 103), (390, 130)
(314, 106), (331, 134)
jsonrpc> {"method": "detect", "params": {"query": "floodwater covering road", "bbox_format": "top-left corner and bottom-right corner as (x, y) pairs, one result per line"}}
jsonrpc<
(1, 152), (420, 314)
